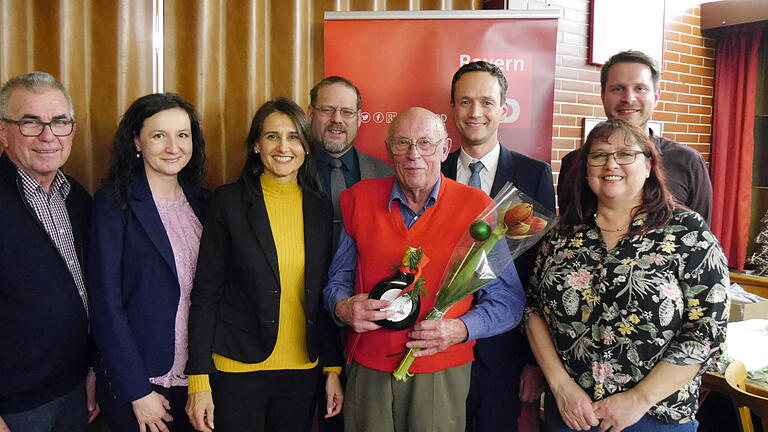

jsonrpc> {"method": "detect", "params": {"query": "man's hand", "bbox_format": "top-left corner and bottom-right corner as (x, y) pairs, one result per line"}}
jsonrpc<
(132, 391), (173, 432)
(335, 293), (392, 333)
(0, 415), (10, 432)
(85, 369), (100, 423)
(186, 391), (215, 432)
(406, 318), (468, 357)
(519, 364), (546, 403)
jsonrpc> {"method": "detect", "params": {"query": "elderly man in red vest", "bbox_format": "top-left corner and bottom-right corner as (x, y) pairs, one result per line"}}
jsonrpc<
(323, 107), (526, 432)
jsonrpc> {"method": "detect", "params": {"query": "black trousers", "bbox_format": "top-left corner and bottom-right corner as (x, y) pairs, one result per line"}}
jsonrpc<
(98, 384), (195, 432)
(211, 367), (321, 432)
(466, 358), (522, 432)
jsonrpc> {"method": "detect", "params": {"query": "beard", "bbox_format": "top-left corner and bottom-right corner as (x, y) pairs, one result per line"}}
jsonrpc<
(321, 126), (357, 155)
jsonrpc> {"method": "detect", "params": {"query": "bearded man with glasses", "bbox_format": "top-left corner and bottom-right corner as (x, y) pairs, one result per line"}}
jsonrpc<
(307, 76), (392, 247)
(0, 72), (97, 432)
(323, 107), (525, 432)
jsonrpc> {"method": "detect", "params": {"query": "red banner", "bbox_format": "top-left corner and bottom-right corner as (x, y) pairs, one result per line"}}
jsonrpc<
(324, 14), (558, 163)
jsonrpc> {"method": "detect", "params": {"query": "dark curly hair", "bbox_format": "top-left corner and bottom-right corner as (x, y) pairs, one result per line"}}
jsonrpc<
(103, 93), (207, 208)
(243, 97), (319, 192)
(557, 119), (676, 234)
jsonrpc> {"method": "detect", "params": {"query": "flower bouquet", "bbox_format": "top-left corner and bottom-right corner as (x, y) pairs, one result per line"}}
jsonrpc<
(392, 183), (556, 381)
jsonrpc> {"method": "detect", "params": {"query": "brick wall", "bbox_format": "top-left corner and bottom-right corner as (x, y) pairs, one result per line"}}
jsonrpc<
(547, 0), (716, 189)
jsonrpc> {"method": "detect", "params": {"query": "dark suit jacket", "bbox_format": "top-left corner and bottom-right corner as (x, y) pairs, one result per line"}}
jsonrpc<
(315, 147), (393, 196)
(0, 154), (92, 413)
(89, 172), (206, 404)
(186, 169), (342, 375)
(442, 145), (555, 373)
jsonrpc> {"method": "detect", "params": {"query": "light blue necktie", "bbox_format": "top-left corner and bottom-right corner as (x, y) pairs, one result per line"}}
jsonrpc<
(468, 160), (484, 190)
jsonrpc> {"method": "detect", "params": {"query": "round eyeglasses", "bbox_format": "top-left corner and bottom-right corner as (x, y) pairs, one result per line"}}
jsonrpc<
(388, 136), (447, 156)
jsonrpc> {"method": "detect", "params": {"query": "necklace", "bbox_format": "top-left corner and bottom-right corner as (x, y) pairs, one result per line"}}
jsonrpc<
(594, 212), (630, 233)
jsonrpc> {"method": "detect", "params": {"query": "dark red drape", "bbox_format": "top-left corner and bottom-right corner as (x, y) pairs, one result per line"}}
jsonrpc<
(710, 23), (764, 270)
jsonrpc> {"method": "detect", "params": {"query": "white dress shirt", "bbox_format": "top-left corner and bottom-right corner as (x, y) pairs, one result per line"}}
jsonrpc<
(455, 142), (501, 196)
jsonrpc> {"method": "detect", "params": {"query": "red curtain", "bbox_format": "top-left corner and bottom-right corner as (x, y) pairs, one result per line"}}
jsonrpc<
(710, 23), (765, 269)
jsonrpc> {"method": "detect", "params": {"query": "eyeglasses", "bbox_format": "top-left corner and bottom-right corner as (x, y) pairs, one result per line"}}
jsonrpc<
(587, 150), (646, 166)
(312, 106), (358, 119)
(388, 136), (446, 156)
(1, 118), (75, 137)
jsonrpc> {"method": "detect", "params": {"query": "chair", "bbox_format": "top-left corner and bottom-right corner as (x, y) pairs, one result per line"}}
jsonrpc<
(725, 360), (768, 432)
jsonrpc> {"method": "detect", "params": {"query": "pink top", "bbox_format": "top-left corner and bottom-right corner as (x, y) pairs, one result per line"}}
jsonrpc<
(149, 193), (202, 388)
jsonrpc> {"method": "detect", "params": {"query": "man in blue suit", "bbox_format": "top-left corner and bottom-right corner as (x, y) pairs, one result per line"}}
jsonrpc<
(442, 61), (556, 432)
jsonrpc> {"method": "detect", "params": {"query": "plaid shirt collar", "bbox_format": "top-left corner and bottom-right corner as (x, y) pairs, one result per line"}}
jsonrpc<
(16, 167), (71, 201)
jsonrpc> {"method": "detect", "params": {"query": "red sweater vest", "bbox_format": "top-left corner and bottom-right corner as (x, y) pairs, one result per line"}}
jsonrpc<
(341, 176), (492, 372)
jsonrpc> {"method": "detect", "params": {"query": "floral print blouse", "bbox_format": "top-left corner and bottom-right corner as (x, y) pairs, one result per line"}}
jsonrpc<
(526, 210), (729, 424)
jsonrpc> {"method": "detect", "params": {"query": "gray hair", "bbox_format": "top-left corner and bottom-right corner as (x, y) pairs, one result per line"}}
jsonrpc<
(0, 72), (75, 119)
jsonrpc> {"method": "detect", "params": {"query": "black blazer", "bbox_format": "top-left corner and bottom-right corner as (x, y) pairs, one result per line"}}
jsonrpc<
(186, 170), (341, 374)
(442, 145), (555, 372)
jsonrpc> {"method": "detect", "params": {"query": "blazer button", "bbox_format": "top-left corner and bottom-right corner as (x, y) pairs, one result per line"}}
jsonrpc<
(307, 319), (314, 325)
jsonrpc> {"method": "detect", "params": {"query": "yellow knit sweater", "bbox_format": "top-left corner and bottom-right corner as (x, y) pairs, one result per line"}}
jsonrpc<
(189, 174), (315, 393)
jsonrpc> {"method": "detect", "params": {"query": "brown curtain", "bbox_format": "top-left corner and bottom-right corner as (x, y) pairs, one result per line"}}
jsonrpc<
(0, 0), (154, 191)
(1, 0), (478, 191)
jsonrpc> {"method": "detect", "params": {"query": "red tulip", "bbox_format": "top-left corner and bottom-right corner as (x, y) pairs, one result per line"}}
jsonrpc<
(503, 203), (533, 226)
(526, 216), (548, 235)
(507, 221), (531, 236)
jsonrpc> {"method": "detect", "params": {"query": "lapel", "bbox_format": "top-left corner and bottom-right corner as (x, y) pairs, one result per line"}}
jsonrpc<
(241, 172), (281, 284)
(130, 172), (177, 276)
(180, 181), (205, 221)
(490, 145), (515, 198)
(357, 148), (380, 180)
(302, 188), (325, 298)
(441, 150), (459, 179)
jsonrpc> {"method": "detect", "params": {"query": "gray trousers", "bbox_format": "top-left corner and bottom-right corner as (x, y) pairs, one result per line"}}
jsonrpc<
(344, 361), (471, 432)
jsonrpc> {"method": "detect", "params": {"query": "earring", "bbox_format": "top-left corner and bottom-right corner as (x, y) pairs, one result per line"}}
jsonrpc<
(136, 152), (141, 159)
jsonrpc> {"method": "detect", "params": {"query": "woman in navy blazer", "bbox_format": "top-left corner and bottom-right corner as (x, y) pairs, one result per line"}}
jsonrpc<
(89, 93), (207, 432)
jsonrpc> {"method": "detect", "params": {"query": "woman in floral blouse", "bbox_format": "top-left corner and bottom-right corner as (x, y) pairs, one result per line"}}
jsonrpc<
(526, 119), (729, 432)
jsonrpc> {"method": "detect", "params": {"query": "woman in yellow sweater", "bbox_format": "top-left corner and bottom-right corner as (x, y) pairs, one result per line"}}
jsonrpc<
(185, 97), (343, 432)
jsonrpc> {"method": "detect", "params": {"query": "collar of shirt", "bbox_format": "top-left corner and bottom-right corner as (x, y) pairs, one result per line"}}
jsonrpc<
(16, 167), (70, 201)
(315, 148), (361, 192)
(388, 176), (441, 229)
(456, 142), (500, 195)
(647, 128), (668, 156)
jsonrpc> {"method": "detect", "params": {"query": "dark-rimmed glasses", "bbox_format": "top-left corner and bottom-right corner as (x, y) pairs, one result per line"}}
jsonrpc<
(311, 106), (358, 119)
(587, 150), (646, 166)
(1, 118), (75, 137)
(389, 136), (446, 156)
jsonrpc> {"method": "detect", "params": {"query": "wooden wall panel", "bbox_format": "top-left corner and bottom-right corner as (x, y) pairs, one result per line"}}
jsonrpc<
(0, 0), (153, 191)
(2, 0), (479, 190)
(164, 0), (479, 186)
